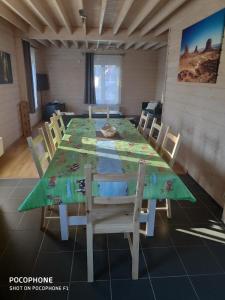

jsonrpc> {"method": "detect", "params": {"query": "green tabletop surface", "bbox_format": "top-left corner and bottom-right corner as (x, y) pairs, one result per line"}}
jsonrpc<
(18, 118), (196, 211)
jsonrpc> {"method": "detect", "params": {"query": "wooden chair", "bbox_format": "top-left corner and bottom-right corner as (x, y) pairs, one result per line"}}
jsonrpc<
(137, 110), (150, 136)
(88, 105), (109, 119)
(51, 111), (66, 141)
(158, 127), (181, 218)
(85, 161), (145, 282)
(45, 118), (61, 156)
(27, 128), (58, 229)
(148, 118), (163, 150)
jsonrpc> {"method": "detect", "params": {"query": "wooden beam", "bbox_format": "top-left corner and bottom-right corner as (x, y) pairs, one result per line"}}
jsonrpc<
(0, 2), (29, 32)
(73, 41), (79, 48)
(85, 40), (88, 49)
(37, 39), (51, 47)
(25, 0), (59, 33)
(153, 41), (167, 50)
(78, 0), (86, 35)
(134, 41), (147, 50)
(49, 40), (60, 47)
(143, 42), (158, 50)
(141, 0), (188, 36)
(113, 0), (134, 35)
(52, 0), (73, 33)
(27, 28), (168, 45)
(124, 41), (135, 50)
(29, 39), (40, 48)
(127, 0), (160, 36)
(99, 0), (107, 35)
(2, 0), (44, 33)
(153, 22), (170, 37)
(61, 40), (69, 48)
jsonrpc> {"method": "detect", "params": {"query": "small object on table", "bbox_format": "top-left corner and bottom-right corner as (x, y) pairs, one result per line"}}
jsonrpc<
(100, 123), (117, 138)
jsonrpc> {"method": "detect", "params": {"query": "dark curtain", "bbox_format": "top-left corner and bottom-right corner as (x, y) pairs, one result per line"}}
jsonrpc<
(22, 40), (35, 113)
(84, 53), (96, 104)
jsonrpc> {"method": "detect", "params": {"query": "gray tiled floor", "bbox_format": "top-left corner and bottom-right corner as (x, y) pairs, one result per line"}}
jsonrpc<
(0, 176), (225, 300)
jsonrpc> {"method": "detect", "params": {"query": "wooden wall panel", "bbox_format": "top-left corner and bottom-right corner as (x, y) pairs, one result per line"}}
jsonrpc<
(43, 48), (158, 115)
(161, 0), (225, 207)
(0, 19), (21, 148)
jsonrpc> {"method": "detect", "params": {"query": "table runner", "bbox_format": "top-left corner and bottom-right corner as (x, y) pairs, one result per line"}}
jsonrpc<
(18, 118), (196, 212)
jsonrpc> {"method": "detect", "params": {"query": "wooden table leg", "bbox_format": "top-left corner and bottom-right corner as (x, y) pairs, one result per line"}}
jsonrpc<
(146, 199), (156, 237)
(59, 204), (69, 240)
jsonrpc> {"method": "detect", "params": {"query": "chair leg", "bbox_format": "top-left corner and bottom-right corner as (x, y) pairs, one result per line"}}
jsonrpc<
(166, 199), (172, 219)
(132, 224), (140, 280)
(86, 223), (94, 282)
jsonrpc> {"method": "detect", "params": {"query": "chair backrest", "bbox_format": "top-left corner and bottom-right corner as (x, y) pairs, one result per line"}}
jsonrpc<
(148, 118), (163, 149)
(161, 126), (181, 167)
(45, 119), (61, 156)
(138, 110), (150, 135)
(27, 128), (52, 177)
(88, 105), (109, 119)
(51, 111), (66, 140)
(85, 161), (145, 224)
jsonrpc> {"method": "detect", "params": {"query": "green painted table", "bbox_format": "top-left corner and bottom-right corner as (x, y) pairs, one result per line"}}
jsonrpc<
(19, 118), (195, 239)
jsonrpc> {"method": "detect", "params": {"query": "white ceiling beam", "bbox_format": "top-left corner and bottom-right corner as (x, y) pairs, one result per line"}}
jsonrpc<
(127, 0), (160, 36)
(99, 0), (108, 35)
(85, 40), (89, 49)
(96, 40), (100, 49)
(73, 41), (79, 48)
(2, 0), (44, 33)
(25, 0), (59, 33)
(49, 40), (60, 47)
(117, 42), (125, 49)
(77, 0), (86, 35)
(113, 0), (134, 35)
(141, 0), (188, 36)
(52, 0), (73, 34)
(134, 41), (147, 50)
(27, 28), (167, 45)
(143, 42), (158, 50)
(29, 39), (40, 48)
(124, 41), (136, 50)
(0, 2), (29, 32)
(37, 39), (51, 47)
(61, 40), (69, 48)
(153, 41), (167, 50)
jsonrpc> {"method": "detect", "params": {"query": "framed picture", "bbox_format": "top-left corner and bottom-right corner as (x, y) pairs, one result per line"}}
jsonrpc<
(177, 8), (225, 83)
(0, 51), (13, 84)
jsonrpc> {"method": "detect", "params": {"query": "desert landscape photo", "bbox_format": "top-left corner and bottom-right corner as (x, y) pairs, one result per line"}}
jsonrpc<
(178, 8), (225, 83)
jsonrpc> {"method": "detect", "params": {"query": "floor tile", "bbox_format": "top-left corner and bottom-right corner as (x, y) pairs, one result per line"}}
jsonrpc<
(160, 208), (192, 227)
(33, 252), (72, 282)
(143, 247), (186, 277)
(0, 211), (23, 230)
(176, 246), (223, 275)
(72, 251), (109, 281)
(17, 178), (39, 187)
(10, 186), (34, 200)
(17, 209), (45, 230)
(184, 207), (220, 226)
(109, 250), (147, 279)
(152, 276), (198, 300)
(141, 224), (172, 248)
(111, 279), (155, 300)
(169, 225), (204, 246)
(191, 274), (225, 300)
(0, 285), (25, 299)
(108, 233), (129, 250)
(75, 228), (107, 251)
(41, 229), (75, 252)
(0, 187), (15, 202)
(0, 197), (24, 213)
(69, 281), (111, 300)
(0, 179), (20, 187)
(206, 244), (225, 271)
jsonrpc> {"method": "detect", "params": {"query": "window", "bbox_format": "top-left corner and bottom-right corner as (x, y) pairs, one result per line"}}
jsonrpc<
(94, 55), (121, 105)
(30, 47), (38, 110)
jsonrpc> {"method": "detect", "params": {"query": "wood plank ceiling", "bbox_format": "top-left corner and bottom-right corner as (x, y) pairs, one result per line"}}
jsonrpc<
(0, 0), (188, 50)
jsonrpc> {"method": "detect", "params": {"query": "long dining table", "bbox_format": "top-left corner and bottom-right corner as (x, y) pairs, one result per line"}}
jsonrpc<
(19, 118), (196, 240)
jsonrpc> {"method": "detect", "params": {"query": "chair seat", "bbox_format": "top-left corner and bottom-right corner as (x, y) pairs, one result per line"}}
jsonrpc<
(91, 204), (134, 234)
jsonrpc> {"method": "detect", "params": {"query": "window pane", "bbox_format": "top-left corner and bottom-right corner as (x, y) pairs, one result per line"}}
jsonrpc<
(94, 55), (121, 105)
